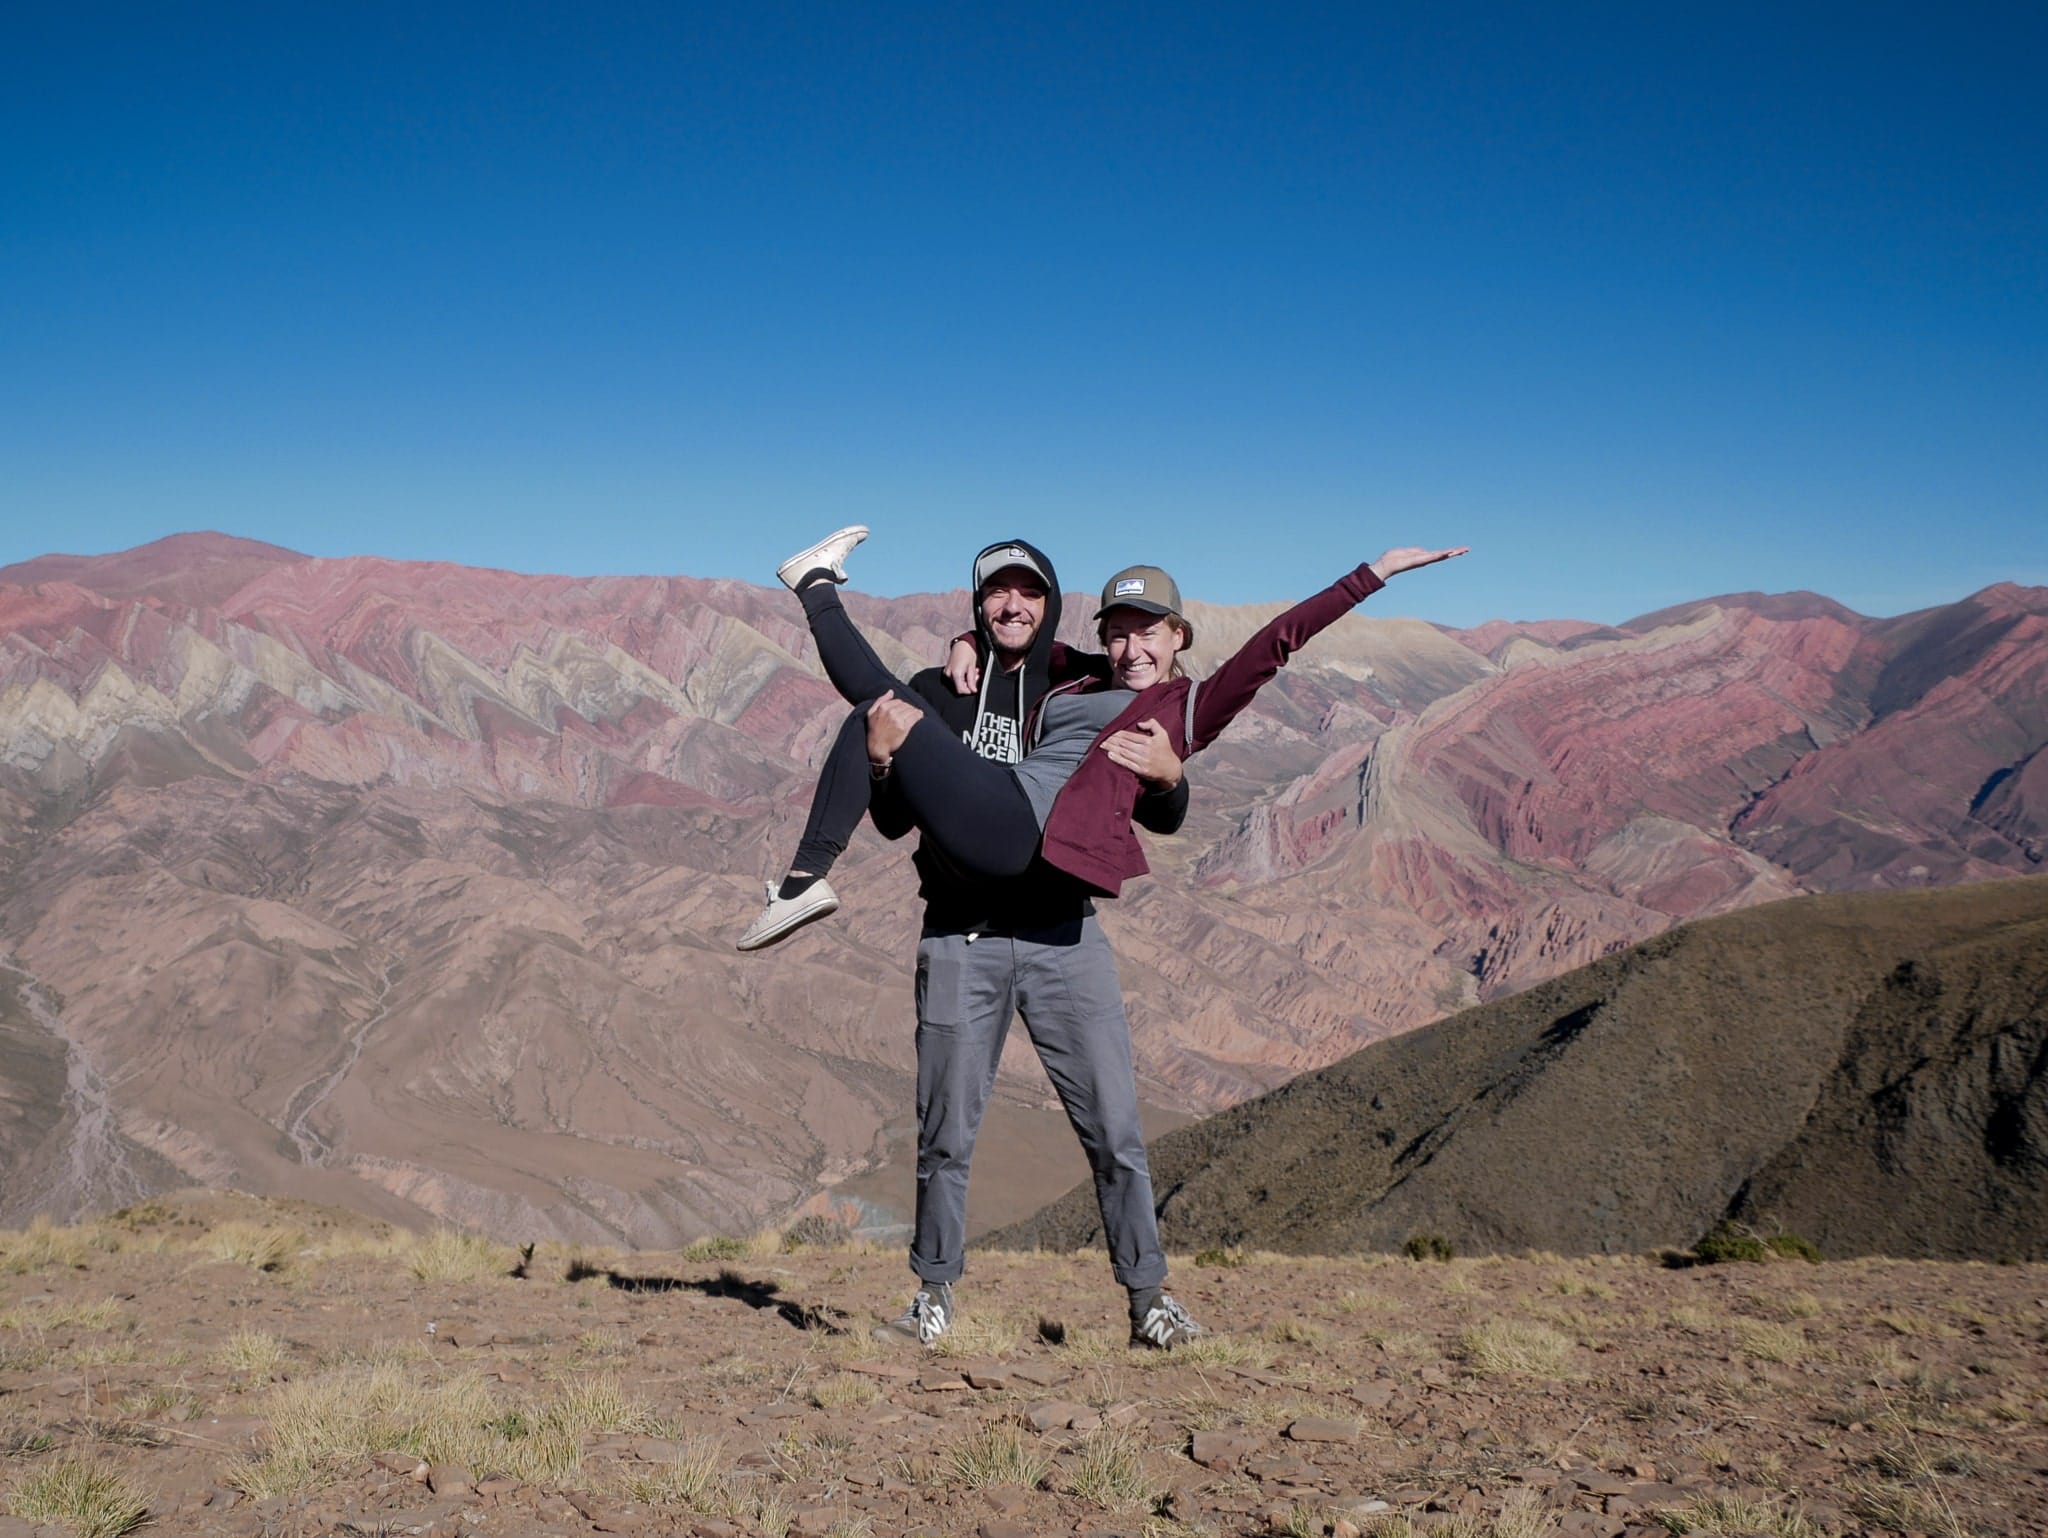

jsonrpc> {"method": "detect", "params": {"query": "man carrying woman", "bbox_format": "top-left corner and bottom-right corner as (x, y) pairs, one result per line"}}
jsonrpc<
(751, 524), (1466, 1349)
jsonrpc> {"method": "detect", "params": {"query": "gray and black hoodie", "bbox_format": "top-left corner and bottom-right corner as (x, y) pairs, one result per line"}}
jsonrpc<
(872, 537), (1190, 933)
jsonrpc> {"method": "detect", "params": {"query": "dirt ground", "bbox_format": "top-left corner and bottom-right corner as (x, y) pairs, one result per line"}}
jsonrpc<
(2, 1200), (2044, 1538)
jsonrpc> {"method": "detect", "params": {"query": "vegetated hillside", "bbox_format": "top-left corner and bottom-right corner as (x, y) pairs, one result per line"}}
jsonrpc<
(990, 877), (2048, 1261)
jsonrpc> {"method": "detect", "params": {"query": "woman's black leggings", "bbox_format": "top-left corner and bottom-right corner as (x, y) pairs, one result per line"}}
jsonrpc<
(791, 584), (1041, 881)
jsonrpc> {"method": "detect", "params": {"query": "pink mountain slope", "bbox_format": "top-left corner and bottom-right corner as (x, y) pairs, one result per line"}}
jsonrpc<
(0, 539), (2040, 1242)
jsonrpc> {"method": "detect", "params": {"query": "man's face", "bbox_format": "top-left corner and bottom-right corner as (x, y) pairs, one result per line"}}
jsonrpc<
(979, 565), (1048, 664)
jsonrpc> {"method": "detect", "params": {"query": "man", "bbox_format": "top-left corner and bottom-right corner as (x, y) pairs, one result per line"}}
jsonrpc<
(858, 538), (1203, 1350)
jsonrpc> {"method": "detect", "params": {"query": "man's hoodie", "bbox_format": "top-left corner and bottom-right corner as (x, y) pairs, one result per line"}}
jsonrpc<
(871, 537), (1189, 933)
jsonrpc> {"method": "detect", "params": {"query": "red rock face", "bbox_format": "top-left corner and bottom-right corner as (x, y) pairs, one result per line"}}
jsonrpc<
(0, 537), (2041, 1243)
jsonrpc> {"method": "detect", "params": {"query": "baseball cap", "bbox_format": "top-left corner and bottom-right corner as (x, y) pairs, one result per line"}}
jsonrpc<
(973, 543), (1050, 593)
(1093, 564), (1195, 647)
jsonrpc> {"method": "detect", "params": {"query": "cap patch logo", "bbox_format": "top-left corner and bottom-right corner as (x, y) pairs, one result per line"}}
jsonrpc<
(1114, 578), (1146, 597)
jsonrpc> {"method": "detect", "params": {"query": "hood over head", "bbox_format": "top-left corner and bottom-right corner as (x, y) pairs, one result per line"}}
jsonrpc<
(965, 536), (1063, 747)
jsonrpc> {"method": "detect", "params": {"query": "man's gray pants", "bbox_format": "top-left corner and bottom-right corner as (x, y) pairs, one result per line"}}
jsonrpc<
(911, 912), (1166, 1290)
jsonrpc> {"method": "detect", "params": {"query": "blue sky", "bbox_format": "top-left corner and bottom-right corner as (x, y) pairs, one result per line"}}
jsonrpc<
(4, 3), (2043, 627)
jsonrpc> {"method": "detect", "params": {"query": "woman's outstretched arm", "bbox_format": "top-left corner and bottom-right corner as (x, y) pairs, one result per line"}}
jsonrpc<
(1186, 546), (1466, 752)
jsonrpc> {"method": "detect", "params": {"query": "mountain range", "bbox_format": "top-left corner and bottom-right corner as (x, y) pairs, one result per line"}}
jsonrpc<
(1, 532), (2042, 1243)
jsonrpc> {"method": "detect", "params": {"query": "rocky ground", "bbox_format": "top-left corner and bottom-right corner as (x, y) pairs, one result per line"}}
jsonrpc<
(2, 1197), (2044, 1538)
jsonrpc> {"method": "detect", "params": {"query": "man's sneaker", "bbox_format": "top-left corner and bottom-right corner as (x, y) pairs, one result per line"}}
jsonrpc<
(734, 878), (840, 951)
(873, 1282), (953, 1347)
(1130, 1292), (1204, 1350)
(776, 526), (869, 592)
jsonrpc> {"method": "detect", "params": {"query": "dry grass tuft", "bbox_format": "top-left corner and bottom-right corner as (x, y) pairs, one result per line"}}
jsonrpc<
(201, 1220), (302, 1273)
(1458, 1318), (1576, 1378)
(409, 1229), (512, 1283)
(1874, 1309), (1958, 1339)
(933, 1309), (1024, 1359)
(1843, 1474), (1971, 1537)
(226, 1361), (671, 1497)
(946, 1420), (1052, 1490)
(1062, 1422), (1157, 1511)
(1550, 1270), (1617, 1299)
(1776, 1290), (1826, 1319)
(1266, 1317), (1329, 1349)
(619, 1437), (724, 1507)
(0, 1297), (129, 1332)
(1337, 1287), (1397, 1315)
(1666, 1494), (1819, 1536)
(6, 1455), (150, 1537)
(679, 1230), (782, 1263)
(1735, 1321), (1807, 1364)
(808, 1372), (880, 1411)
(1167, 1333), (1272, 1370)
(303, 1227), (412, 1262)
(0, 1216), (107, 1274)
(219, 1329), (290, 1378)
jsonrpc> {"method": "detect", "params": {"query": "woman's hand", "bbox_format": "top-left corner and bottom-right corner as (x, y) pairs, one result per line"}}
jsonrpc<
(943, 637), (981, 695)
(1100, 719), (1183, 790)
(1370, 545), (1470, 580)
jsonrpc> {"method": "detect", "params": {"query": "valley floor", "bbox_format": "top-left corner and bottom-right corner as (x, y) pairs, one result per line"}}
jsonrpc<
(1, 1201), (2043, 1538)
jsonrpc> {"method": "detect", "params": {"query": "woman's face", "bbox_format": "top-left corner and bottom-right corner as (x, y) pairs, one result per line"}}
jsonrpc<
(1101, 607), (1187, 689)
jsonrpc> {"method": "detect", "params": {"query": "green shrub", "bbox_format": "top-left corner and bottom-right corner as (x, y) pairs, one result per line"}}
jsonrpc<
(1688, 1221), (1821, 1266)
(1692, 1222), (1770, 1265)
(1402, 1233), (1455, 1262)
(1193, 1247), (1245, 1269)
(1765, 1231), (1823, 1263)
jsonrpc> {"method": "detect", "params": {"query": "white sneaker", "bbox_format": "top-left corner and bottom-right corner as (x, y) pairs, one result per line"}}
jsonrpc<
(1130, 1292), (1204, 1350)
(873, 1282), (953, 1347)
(776, 526), (869, 592)
(735, 878), (841, 951)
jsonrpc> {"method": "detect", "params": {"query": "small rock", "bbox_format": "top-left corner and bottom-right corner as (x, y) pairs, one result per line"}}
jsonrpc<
(980, 1522), (1034, 1538)
(426, 1464), (474, 1497)
(963, 1367), (1011, 1390)
(844, 1360), (917, 1380)
(357, 1506), (457, 1536)
(1285, 1417), (1355, 1444)
(1570, 1473), (1633, 1497)
(1626, 1483), (1689, 1505)
(1189, 1430), (1262, 1469)
(1007, 1362), (1066, 1386)
(916, 1371), (970, 1392)
(1245, 1456), (1311, 1483)
(1026, 1400), (1091, 1432)
(737, 1401), (807, 1425)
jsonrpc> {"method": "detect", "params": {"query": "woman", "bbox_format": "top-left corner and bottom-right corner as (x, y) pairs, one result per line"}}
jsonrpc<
(766, 525), (1467, 901)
